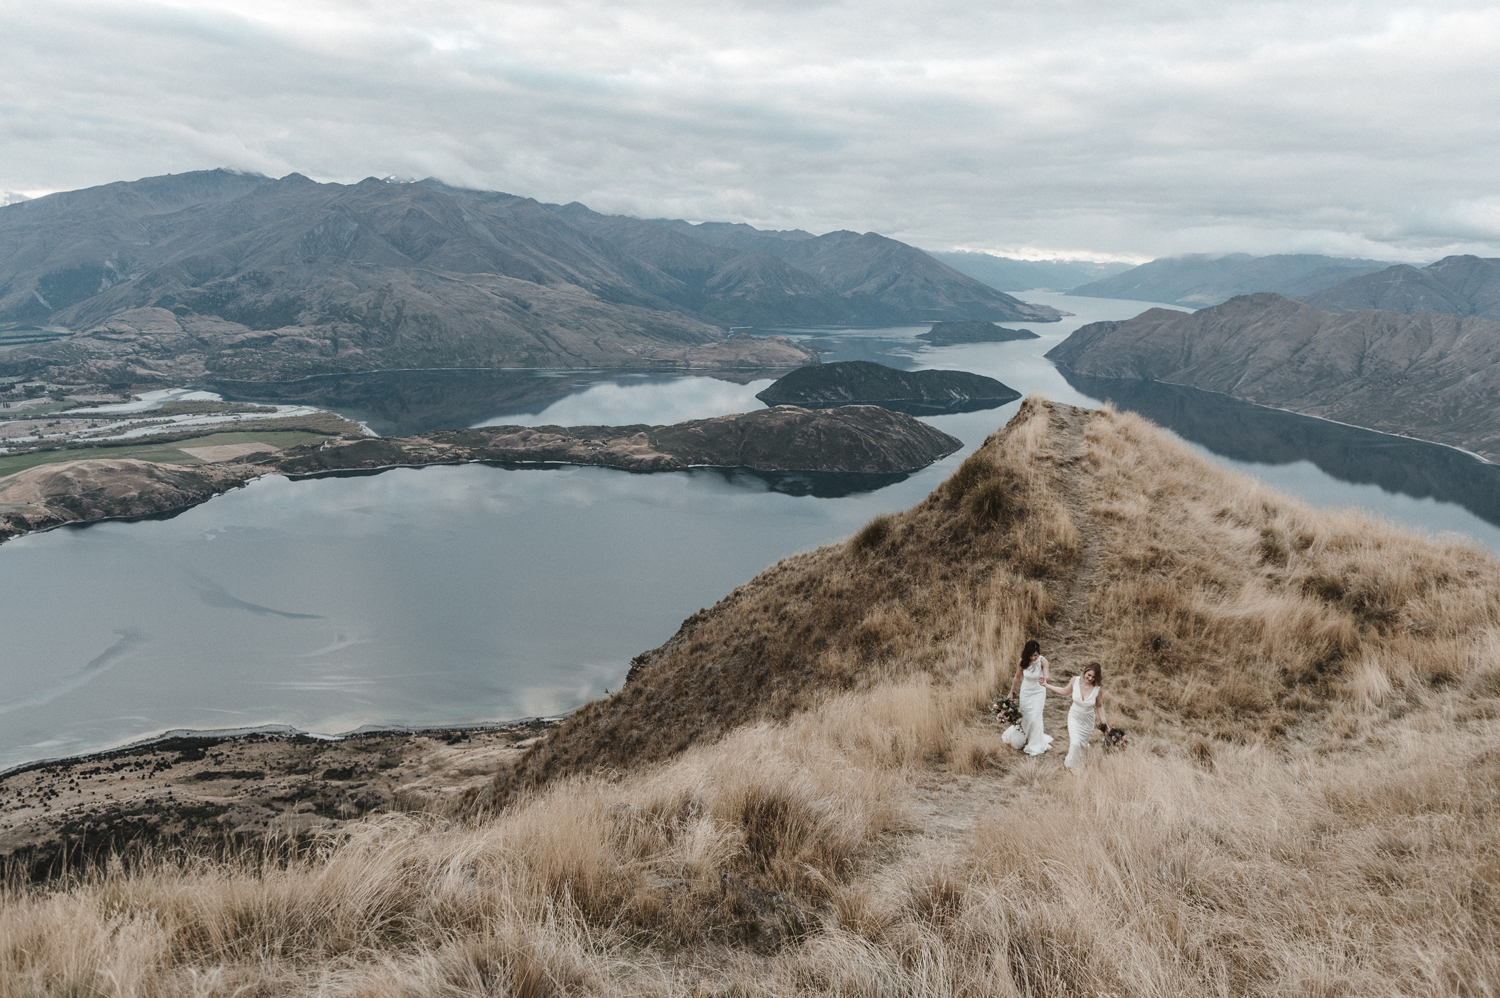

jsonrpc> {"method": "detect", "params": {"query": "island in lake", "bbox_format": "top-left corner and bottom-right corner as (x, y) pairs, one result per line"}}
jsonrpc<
(917, 320), (1039, 345)
(755, 360), (1021, 414)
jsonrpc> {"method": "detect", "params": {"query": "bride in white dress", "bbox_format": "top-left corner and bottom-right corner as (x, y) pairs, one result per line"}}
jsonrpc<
(1042, 662), (1109, 772)
(1001, 640), (1053, 755)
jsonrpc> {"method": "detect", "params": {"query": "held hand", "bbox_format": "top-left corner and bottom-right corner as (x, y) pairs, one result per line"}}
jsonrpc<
(1097, 722), (1109, 733)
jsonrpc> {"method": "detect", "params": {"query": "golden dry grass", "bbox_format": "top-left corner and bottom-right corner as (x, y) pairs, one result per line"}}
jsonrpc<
(4, 397), (1498, 996)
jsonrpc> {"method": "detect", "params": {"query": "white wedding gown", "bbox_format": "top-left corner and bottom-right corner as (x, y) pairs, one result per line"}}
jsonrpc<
(1001, 658), (1053, 755)
(1065, 679), (1100, 770)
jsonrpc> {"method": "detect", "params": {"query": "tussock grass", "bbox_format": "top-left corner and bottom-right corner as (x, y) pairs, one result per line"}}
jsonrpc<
(5, 397), (1500, 995)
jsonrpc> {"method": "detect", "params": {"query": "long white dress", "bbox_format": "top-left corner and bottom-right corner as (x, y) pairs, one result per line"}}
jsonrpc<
(1001, 657), (1053, 755)
(1065, 678), (1100, 771)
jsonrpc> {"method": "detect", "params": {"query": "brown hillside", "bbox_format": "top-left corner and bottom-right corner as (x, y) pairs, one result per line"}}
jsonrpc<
(6, 398), (1500, 996)
(486, 396), (1078, 802)
(491, 395), (1498, 804)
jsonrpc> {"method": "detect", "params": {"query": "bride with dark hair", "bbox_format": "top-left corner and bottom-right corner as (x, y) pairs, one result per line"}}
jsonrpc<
(1000, 639), (1053, 755)
(1042, 662), (1109, 772)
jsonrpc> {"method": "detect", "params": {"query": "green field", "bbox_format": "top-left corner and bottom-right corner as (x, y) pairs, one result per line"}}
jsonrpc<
(0, 430), (329, 480)
(0, 402), (79, 417)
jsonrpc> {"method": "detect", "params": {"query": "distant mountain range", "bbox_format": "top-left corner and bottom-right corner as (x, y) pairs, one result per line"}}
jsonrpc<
(1067, 253), (1396, 307)
(924, 252), (1133, 291)
(1302, 255), (1500, 320)
(1046, 293), (1500, 461)
(0, 170), (1059, 383)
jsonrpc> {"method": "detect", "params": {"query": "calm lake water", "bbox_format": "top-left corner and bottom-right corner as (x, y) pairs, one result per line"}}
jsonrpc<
(3, 290), (1497, 770)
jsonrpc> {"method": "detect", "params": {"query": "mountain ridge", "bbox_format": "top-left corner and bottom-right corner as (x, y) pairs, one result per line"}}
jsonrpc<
(0, 170), (1059, 383)
(1045, 292), (1500, 461)
(1067, 252), (1396, 307)
(1301, 254), (1500, 319)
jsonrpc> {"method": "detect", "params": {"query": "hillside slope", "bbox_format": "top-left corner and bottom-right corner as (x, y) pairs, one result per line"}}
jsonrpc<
(1303, 254), (1500, 319)
(6, 399), (1499, 996)
(1046, 292), (1500, 461)
(1068, 252), (1392, 307)
(652, 219), (1064, 323)
(926, 251), (1132, 291)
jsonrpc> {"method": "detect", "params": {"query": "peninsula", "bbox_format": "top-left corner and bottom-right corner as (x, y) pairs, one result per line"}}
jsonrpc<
(0, 405), (961, 542)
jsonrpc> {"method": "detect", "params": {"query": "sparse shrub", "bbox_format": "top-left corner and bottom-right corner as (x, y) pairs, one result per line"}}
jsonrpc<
(962, 476), (1015, 528)
(903, 866), (965, 926)
(943, 452), (995, 506)
(849, 514), (892, 554)
(1258, 527), (1289, 566)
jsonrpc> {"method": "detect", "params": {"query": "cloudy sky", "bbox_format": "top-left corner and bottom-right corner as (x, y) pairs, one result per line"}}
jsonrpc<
(3, 0), (1498, 262)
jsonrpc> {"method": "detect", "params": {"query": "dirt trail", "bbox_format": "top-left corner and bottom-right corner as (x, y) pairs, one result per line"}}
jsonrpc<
(872, 403), (1111, 886)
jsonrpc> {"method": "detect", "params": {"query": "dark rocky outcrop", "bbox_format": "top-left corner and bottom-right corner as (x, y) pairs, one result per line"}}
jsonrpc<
(1301, 255), (1500, 320)
(917, 321), (1039, 345)
(1046, 292), (1500, 461)
(1068, 253), (1394, 308)
(755, 360), (1020, 414)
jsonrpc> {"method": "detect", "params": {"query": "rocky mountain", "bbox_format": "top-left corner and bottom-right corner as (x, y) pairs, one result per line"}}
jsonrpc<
(1046, 292), (1500, 460)
(648, 219), (1063, 324)
(755, 360), (1020, 414)
(0, 170), (1058, 384)
(1301, 254), (1500, 320)
(926, 252), (1132, 291)
(1068, 253), (1394, 307)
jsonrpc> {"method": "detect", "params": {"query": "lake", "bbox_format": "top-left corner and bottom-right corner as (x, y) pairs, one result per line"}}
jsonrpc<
(3, 290), (1496, 770)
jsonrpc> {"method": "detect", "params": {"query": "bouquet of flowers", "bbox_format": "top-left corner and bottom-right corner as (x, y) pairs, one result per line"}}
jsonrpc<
(1102, 726), (1129, 752)
(991, 697), (1023, 726)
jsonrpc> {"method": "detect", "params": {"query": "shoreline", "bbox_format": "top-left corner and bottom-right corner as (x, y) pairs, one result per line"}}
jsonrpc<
(0, 713), (573, 782)
(0, 406), (962, 545)
(1055, 365), (1497, 467)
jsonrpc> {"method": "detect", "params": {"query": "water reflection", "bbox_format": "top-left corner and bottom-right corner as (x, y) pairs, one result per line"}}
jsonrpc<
(1059, 371), (1500, 529)
(295, 462), (912, 500)
(207, 369), (782, 437)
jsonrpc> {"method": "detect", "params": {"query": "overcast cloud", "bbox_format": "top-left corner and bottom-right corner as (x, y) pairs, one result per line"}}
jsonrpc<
(3, 0), (1498, 261)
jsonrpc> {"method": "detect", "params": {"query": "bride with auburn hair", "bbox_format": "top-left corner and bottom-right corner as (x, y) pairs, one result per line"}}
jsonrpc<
(1042, 662), (1109, 772)
(1000, 639), (1053, 755)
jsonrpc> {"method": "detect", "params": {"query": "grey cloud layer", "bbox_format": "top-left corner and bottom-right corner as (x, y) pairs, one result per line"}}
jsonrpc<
(3, 0), (1498, 260)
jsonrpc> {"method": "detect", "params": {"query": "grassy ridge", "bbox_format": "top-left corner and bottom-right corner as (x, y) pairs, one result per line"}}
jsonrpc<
(2, 398), (1497, 996)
